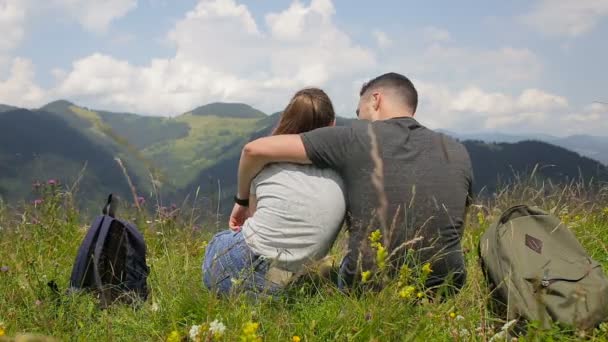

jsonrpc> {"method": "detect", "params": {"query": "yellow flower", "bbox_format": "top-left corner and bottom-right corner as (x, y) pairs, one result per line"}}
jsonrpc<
(603, 207), (608, 216)
(369, 229), (382, 244)
(399, 286), (416, 299)
(477, 212), (485, 225)
(449, 312), (456, 319)
(201, 241), (208, 249)
(417, 292), (424, 299)
(361, 270), (372, 283)
(421, 263), (432, 275)
(0, 322), (5, 337)
(166, 330), (181, 342)
(574, 215), (582, 221)
(399, 264), (411, 284)
(292, 336), (301, 342)
(376, 245), (388, 270)
(241, 321), (262, 342)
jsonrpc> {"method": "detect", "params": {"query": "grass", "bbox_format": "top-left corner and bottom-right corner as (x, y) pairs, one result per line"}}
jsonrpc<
(1, 179), (608, 341)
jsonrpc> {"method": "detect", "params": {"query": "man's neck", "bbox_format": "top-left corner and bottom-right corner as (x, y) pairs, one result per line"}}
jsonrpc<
(373, 113), (414, 121)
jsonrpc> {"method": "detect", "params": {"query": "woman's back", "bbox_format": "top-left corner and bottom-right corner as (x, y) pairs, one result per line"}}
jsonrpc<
(241, 163), (345, 273)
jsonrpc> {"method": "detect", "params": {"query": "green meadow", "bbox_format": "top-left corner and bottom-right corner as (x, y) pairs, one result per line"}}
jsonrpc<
(1, 179), (608, 341)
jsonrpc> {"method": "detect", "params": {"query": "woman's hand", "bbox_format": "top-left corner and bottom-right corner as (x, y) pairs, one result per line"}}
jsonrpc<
(229, 203), (249, 231)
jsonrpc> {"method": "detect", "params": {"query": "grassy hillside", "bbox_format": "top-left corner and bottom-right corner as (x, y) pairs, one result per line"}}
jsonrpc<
(142, 113), (265, 189)
(0, 109), (139, 209)
(1, 180), (608, 340)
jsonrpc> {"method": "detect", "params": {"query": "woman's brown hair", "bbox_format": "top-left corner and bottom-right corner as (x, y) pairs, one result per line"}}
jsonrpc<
(272, 88), (335, 135)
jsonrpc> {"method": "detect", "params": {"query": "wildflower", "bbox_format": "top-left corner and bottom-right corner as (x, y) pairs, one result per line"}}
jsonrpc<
(416, 291), (424, 299)
(292, 336), (301, 342)
(376, 245), (388, 270)
(421, 263), (432, 275)
(0, 322), (5, 337)
(449, 312), (456, 319)
(361, 270), (371, 283)
(488, 319), (517, 342)
(240, 321), (261, 342)
(33, 198), (43, 206)
(574, 215), (582, 221)
(137, 196), (145, 205)
(398, 264), (411, 284)
(190, 325), (201, 341)
(151, 302), (159, 312)
(459, 328), (470, 337)
(456, 315), (465, 321)
(399, 286), (416, 299)
(35, 299), (42, 306)
(201, 241), (208, 250)
(166, 330), (181, 342)
(603, 207), (608, 216)
(477, 211), (485, 225)
(369, 229), (382, 245)
(209, 319), (226, 338)
(1, 266), (8, 273)
(47, 179), (58, 186)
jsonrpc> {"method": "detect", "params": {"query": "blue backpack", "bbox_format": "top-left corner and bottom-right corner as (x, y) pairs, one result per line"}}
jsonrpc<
(69, 194), (149, 306)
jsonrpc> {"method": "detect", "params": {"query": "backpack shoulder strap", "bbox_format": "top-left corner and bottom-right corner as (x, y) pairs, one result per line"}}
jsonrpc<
(69, 215), (106, 288)
(92, 217), (117, 291)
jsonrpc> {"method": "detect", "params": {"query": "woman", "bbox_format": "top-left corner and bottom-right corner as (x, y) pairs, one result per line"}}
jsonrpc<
(202, 88), (346, 296)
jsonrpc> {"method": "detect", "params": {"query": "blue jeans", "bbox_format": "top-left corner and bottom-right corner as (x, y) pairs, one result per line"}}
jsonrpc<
(202, 230), (280, 296)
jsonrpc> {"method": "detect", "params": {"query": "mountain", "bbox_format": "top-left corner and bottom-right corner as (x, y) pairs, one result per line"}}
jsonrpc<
(463, 140), (608, 194)
(439, 130), (608, 165)
(0, 108), (141, 208)
(1, 99), (606, 215)
(189, 102), (267, 118)
(0, 104), (19, 112)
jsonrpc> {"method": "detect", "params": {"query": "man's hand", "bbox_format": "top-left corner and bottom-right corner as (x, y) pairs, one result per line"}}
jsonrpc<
(229, 203), (250, 231)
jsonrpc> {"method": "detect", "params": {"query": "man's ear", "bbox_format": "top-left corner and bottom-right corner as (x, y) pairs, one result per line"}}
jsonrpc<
(372, 92), (381, 112)
(330, 119), (336, 127)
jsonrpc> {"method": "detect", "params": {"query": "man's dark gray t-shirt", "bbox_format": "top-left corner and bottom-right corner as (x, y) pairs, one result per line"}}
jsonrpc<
(301, 117), (473, 288)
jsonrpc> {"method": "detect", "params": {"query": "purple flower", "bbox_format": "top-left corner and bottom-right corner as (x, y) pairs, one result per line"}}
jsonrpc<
(47, 179), (58, 186)
(1, 265), (9, 273)
(35, 299), (42, 306)
(137, 196), (145, 205)
(33, 199), (43, 206)
(170, 203), (177, 210)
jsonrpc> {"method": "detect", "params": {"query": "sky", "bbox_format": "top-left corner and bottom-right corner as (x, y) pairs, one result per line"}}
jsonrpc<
(0, 0), (607, 136)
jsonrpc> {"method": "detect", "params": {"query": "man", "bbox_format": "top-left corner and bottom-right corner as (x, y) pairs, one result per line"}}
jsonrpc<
(230, 72), (473, 291)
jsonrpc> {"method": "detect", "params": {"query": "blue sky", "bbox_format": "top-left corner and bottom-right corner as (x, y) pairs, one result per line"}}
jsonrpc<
(0, 0), (607, 136)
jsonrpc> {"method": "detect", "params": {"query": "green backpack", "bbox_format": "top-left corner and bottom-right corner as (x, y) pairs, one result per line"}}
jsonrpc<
(479, 205), (608, 330)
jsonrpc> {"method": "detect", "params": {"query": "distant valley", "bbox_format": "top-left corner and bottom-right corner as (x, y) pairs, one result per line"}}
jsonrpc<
(1, 101), (606, 214)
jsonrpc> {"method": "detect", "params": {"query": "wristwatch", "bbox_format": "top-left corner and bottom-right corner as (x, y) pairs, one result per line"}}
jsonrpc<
(234, 195), (249, 207)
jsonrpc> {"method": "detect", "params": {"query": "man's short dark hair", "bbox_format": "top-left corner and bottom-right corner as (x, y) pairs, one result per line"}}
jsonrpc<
(360, 72), (418, 113)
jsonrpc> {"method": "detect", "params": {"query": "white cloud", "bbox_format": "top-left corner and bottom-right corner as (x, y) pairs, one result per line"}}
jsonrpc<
(51, 0), (375, 115)
(415, 82), (569, 132)
(372, 30), (392, 48)
(0, 58), (48, 107)
(0, 0), (26, 51)
(524, 0), (608, 38)
(52, 0), (137, 33)
(563, 103), (608, 131)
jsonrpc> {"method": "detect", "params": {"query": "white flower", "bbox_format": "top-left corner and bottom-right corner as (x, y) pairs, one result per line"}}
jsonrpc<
(189, 325), (201, 340)
(459, 328), (470, 337)
(209, 319), (226, 336)
(489, 319), (518, 342)
(151, 302), (159, 312)
(456, 315), (465, 321)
